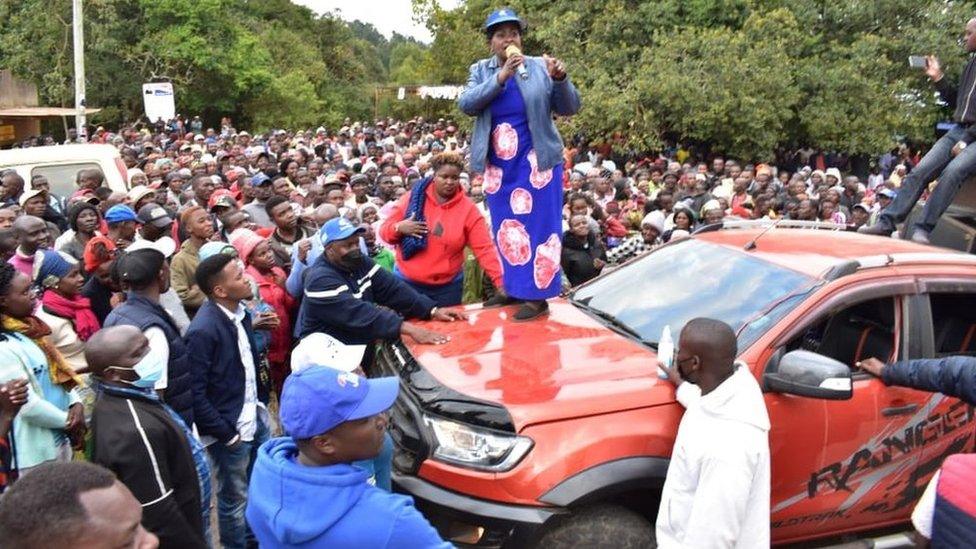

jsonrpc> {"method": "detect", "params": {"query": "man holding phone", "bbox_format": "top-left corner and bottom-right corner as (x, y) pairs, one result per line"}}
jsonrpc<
(861, 17), (976, 243)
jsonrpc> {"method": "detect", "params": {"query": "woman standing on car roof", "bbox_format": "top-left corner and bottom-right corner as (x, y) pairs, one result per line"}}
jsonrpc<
(458, 8), (581, 321)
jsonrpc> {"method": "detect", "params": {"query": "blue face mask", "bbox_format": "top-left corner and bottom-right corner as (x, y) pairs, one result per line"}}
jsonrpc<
(107, 351), (165, 389)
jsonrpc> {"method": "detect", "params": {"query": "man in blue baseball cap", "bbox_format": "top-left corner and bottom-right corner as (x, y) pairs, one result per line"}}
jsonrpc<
(104, 204), (140, 248)
(246, 366), (450, 548)
(295, 217), (465, 345)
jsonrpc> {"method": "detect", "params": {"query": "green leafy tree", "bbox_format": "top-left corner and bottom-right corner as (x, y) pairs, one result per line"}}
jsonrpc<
(414, 0), (975, 159)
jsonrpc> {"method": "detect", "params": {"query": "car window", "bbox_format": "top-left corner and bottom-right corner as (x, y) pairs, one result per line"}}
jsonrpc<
(782, 297), (897, 369)
(31, 163), (102, 199)
(571, 239), (816, 350)
(929, 292), (976, 356)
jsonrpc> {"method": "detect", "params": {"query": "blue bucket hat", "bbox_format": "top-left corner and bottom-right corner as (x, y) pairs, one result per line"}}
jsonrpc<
(484, 8), (525, 32)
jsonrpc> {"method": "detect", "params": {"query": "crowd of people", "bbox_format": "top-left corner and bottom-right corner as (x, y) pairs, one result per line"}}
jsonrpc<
(0, 8), (966, 547)
(0, 110), (924, 547)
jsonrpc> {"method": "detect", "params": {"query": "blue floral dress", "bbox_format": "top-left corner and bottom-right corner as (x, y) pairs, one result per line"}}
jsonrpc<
(485, 78), (564, 300)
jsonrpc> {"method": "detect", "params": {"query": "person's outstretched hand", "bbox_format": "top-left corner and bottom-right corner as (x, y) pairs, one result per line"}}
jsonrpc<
(402, 322), (450, 345)
(432, 308), (468, 322)
(856, 357), (886, 377)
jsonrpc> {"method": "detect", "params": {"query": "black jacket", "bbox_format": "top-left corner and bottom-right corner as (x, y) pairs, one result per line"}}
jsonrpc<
(561, 231), (606, 287)
(186, 300), (268, 443)
(296, 255), (435, 344)
(105, 293), (194, 426)
(91, 386), (206, 549)
(883, 356), (976, 406)
(936, 54), (976, 142)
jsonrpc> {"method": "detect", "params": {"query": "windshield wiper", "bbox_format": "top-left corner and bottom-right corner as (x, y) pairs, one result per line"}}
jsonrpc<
(569, 297), (656, 348)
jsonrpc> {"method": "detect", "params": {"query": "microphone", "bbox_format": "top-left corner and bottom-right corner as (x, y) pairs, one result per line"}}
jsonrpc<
(505, 45), (529, 80)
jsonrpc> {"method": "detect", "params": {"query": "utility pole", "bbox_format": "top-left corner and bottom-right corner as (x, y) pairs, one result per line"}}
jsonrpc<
(72, 0), (86, 142)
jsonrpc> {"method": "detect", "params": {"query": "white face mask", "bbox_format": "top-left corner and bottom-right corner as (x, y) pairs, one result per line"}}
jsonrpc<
(105, 351), (165, 389)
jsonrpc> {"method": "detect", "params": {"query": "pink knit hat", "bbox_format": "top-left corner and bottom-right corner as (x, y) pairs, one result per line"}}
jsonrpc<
(229, 228), (265, 263)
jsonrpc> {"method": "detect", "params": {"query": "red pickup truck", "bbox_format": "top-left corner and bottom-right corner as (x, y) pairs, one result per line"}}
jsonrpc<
(369, 222), (976, 547)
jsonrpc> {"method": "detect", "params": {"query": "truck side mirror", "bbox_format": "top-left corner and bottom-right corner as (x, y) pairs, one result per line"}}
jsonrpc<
(763, 350), (853, 400)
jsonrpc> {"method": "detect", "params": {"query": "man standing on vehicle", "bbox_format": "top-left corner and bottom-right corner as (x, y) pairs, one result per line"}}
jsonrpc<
(657, 318), (770, 548)
(860, 17), (976, 243)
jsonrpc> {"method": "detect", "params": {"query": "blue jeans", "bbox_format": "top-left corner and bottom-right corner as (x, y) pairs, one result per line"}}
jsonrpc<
(395, 266), (464, 307)
(206, 416), (270, 549)
(353, 432), (394, 491)
(881, 126), (976, 232)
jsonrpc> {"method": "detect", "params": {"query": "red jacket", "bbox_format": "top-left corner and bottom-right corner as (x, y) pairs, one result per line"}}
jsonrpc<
(245, 265), (295, 365)
(380, 184), (503, 288)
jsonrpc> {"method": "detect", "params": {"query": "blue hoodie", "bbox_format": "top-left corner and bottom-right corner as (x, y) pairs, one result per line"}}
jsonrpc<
(246, 437), (450, 548)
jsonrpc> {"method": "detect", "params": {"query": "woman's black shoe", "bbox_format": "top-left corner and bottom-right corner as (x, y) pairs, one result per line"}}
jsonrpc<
(513, 300), (549, 321)
(484, 293), (519, 308)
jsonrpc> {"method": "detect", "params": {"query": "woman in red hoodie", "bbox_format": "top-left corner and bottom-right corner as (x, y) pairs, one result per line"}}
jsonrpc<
(381, 152), (503, 306)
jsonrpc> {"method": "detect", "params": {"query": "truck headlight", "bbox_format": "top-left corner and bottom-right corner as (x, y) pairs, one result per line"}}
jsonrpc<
(424, 415), (533, 472)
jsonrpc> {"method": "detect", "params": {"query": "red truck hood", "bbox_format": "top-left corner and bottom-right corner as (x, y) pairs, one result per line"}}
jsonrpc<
(403, 300), (678, 431)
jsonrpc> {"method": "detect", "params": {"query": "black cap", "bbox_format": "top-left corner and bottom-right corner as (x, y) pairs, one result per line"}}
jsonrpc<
(113, 249), (165, 287)
(137, 204), (173, 229)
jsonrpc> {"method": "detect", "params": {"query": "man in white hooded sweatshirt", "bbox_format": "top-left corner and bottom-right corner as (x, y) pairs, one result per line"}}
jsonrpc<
(656, 318), (771, 548)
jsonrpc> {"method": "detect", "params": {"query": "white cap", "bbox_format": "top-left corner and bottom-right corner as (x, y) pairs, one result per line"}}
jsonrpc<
(291, 332), (367, 373)
(125, 236), (177, 258)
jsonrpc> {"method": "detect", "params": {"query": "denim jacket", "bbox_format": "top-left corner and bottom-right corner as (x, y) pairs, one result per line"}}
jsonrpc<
(458, 55), (581, 174)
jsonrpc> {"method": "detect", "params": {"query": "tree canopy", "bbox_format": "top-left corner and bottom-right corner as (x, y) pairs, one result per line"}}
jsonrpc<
(2, 0), (973, 158)
(0, 0), (431, 131)
(415, 0), (974, 159)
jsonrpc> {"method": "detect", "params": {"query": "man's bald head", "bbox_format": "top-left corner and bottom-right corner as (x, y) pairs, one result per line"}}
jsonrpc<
(12, 215), (48, 253)
(85, 325), (147, 376)
(12, 214), (44, 234)
(312, 204), (339, 226)
(965, 18), (976, 53)
(679, 318), (737, 390)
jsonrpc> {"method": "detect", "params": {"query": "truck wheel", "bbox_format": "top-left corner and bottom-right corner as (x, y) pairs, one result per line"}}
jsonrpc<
(534, 504), (655, 548)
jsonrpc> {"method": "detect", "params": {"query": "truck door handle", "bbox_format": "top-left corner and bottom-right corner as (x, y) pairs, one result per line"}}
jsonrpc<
(882, 404), (919, 417)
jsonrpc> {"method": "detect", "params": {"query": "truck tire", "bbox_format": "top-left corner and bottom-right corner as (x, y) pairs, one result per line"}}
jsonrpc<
(534, 504), (655, 548)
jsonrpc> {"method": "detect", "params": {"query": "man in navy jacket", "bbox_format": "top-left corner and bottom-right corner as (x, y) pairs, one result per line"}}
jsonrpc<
(858, 354), (976, 545)
(296, 218), (465, 345)
(186, 253), (270, 549)
(858, 355), (975, 405)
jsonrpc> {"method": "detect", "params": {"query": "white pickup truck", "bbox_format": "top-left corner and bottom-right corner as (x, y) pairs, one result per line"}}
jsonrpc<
(0, 144), (129, 198)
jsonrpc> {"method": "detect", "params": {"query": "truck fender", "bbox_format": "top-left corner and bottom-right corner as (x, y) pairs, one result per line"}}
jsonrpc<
(538, 456), (670, 507)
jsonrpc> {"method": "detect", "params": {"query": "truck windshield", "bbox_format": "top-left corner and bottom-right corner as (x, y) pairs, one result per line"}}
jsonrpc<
(570, 239), (817, 351)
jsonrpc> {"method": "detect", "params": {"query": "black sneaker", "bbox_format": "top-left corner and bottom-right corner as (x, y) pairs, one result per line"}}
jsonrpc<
(513, 300), (549, 321)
